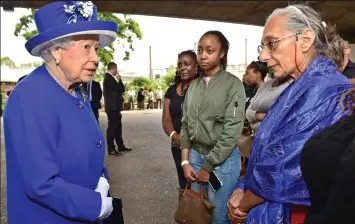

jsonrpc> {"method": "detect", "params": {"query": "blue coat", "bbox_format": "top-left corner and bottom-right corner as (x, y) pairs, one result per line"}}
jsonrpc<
(4, 65), (107, 223)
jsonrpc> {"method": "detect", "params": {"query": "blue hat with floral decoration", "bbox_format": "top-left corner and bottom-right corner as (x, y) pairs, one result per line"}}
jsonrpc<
(25, 1), (118, 56)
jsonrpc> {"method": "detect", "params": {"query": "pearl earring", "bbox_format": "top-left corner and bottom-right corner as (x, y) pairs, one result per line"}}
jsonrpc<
(55, 59), (60, 65)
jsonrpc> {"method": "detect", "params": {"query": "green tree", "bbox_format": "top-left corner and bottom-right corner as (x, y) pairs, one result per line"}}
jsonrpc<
(162, 65), (177, 86)
(14, 9), (143, 69)
(0, 56), (16, 68)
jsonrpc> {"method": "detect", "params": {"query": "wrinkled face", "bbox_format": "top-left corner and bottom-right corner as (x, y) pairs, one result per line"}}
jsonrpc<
(197, 34), (225, 71)
(245, 68), (261, 85)
(259, 15), (303, 78)
(56, 34), (100, 84)
(177, 54), (198, 81)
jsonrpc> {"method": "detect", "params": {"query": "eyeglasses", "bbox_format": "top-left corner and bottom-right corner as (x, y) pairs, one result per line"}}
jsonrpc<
(257, 33), (300, 54)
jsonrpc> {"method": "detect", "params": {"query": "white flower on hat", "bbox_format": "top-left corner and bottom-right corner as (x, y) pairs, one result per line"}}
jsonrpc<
(80, 1), (94, 20)
(63, 1), (94, 22)
(64, 5), (75, 14)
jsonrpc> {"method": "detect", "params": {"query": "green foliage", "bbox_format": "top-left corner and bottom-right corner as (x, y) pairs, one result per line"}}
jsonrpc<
(14, 9), (143, 69)
(130, 77), (152, 88)
(122, 77), (170, 103)
(162, 73), (175, 87)
(1, 57), (16, 68)
(161, 65), (177, 86)
(121, 65), (176, 103)
(1, 93), (6, 108)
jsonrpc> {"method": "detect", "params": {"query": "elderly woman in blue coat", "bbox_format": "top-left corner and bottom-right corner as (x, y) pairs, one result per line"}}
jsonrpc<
(3, 1), (118, 223)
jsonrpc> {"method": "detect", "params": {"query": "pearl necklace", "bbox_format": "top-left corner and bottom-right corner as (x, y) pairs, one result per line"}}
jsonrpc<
(45, 64), (77, 97)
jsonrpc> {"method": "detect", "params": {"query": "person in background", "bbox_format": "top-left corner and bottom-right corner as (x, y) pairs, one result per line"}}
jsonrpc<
(244, 61), (268, 110)
(246, 73), (292, 132)
(3, 1), (118, 222)
(147, 89), (154, 109)
(180, 31), (245, 224)
(103, 62), (132, 156)
(137, 87), (145, 110)
(6, 88), (13, 97)
(162, 50), (200, 190)
(156, 86), (163, 109)
(242, 73), (256, 100)
(127, 86), (135, 110)
(5, 75), (29, 97)
(228, 4), (351, 224)
(300, 88), (355, 224)
(341, 40), (355, 87)
(83, 79), (102, 122)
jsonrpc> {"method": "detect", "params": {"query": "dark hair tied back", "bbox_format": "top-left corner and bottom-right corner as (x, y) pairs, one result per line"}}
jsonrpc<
(201, 30), (230, 69)
(247, 60), (269, 80)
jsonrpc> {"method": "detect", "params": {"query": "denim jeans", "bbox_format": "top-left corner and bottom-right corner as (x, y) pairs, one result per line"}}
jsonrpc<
(189, 147), (241, 224)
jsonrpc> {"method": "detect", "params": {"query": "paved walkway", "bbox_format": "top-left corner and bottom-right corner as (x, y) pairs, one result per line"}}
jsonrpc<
(1, 109), (180, 224)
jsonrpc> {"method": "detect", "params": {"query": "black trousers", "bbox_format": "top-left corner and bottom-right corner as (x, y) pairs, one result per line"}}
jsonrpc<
(106, 110), (124, 151)
(171, 143), (187, 189)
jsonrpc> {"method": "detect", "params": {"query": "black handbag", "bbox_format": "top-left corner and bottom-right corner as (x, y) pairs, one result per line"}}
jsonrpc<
(103, 192), (124, 224)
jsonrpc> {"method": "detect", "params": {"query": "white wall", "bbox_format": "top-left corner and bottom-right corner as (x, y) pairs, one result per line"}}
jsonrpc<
(349, 44), (355, 61)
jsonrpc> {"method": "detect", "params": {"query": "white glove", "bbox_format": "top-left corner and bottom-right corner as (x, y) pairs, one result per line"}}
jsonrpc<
(95, 177), (110, 198)
(98, 196), (113, 220)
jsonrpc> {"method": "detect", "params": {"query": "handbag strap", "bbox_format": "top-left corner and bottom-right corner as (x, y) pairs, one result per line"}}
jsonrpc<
(184, 182), (209, 199)
(200, 184), (208, 199)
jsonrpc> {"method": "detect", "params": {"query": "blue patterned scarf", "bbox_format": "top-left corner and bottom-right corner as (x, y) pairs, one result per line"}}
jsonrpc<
(239, 56), (352, 223)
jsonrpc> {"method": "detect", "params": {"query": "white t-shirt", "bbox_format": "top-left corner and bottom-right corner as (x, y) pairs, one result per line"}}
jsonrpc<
(128, 90), (135, 98)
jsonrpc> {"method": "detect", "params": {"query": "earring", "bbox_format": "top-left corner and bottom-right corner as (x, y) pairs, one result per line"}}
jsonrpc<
(55, 59), (60, 65)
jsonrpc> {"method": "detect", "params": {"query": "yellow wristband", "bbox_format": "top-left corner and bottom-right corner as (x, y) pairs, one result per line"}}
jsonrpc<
(169, 131), (177, 139)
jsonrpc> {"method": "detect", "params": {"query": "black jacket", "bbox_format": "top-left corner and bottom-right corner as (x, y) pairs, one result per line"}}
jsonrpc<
(82, 80), (102, 110)
(103, 73), (125, 111)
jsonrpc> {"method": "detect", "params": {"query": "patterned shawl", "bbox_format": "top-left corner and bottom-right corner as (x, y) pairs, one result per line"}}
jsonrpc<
(238, 56), (352, 223)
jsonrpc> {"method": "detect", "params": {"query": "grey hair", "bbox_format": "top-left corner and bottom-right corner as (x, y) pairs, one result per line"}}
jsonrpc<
(39, 37), (74, 63)
(266, 4), (344, 70)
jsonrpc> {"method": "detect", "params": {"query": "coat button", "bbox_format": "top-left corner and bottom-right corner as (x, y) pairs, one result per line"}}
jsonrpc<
(97, 141), (102, 148)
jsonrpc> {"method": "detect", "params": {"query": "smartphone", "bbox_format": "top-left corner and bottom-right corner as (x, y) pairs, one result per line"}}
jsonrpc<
(208, 170), (222, 192)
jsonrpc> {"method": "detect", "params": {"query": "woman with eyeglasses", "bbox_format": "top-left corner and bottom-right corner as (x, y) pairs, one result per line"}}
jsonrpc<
(228, 4), (352, 224)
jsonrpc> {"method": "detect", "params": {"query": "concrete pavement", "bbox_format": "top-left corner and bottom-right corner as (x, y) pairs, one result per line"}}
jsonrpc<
(1, 109), (180, 224)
